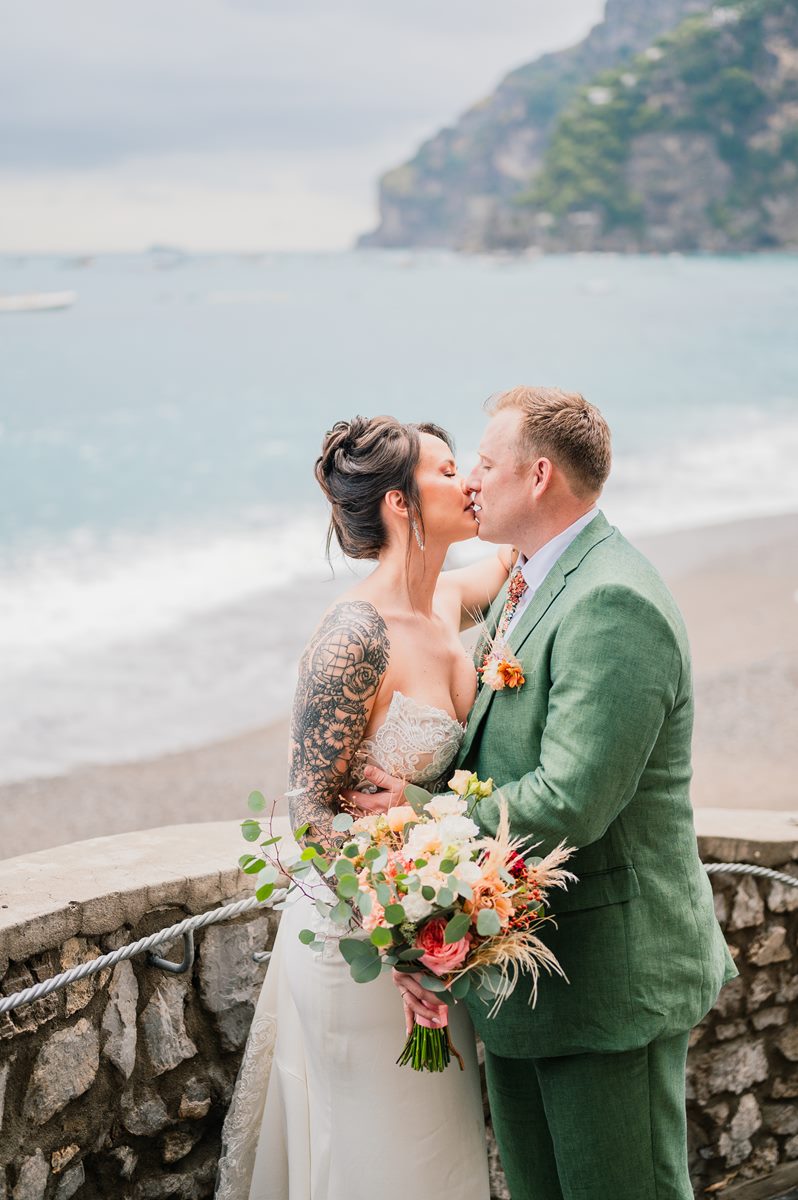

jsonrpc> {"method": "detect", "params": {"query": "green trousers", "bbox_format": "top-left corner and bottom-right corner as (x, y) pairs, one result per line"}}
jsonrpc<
(484, 1031), (693, 1200)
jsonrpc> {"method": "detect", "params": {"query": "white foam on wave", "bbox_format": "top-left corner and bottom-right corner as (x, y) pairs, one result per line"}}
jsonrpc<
(0, 510), (330, 672)
(604, 407), (798, 535)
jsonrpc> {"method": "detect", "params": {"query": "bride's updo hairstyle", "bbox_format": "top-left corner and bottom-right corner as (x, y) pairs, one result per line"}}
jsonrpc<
(315, 415), (454, 560)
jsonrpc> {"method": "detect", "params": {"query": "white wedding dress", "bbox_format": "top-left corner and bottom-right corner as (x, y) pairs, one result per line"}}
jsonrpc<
(215, 692), (490, 1200)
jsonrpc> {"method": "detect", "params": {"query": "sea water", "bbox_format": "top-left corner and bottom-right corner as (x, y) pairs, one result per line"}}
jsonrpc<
(1, 250), (797, 783)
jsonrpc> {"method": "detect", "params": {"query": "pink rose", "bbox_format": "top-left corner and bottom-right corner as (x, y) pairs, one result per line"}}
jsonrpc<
(416, 916), (472, 977)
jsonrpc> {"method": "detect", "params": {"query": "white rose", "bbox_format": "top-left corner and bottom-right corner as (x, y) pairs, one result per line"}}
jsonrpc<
(405, 824), (443, 860)
(424, 792), (467, 819)
(453, 859), (482, 885)
(438, 815), (480, 847)
(402, 891), (435, 922)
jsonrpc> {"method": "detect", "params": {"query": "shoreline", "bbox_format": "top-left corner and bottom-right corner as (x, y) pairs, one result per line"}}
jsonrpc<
(1, 509), (796, 859)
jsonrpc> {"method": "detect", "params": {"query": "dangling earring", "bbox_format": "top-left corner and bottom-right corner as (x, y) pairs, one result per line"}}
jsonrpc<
(411, 518), (425, 552)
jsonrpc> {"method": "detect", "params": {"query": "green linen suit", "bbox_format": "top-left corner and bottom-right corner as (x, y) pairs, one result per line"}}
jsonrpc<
(458, 512), (736, 1200)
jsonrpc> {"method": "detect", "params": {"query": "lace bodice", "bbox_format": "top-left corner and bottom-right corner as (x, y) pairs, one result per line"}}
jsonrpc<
(354, 690), (465, 791)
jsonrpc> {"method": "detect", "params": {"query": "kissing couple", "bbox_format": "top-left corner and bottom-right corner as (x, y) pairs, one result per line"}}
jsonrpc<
(216, 386), (735, 1200)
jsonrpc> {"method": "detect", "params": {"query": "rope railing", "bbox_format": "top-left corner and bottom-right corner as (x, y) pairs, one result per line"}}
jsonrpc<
(1, 863), (796, 1020)
(0, 886), (288, 1017)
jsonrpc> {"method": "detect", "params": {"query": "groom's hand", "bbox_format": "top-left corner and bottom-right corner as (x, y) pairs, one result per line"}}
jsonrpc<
(392, 969), (450, 1033)
(340, 765), (406, 814)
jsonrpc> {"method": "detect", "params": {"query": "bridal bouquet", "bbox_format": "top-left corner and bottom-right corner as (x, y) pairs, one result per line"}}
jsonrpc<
(298, 771), (576, 1072)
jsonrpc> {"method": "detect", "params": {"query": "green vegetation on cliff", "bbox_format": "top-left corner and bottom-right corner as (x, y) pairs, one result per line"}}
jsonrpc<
(526, 0), (798, 249)
(361, 0), (798, 253)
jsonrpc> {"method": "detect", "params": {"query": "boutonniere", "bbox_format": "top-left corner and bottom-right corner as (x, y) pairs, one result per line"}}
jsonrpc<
(479, 638), (526, 692)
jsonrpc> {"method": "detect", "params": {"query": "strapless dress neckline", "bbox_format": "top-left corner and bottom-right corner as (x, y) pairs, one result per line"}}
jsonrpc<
(354, 690), (467, 794)
(374, 689), (466, 735)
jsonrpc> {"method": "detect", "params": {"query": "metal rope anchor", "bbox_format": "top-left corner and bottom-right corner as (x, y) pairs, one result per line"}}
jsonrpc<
(148, 930), (195, 974)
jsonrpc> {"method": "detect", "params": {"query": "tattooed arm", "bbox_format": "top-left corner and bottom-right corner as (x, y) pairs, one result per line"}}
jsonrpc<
(288, 600), (390, 845)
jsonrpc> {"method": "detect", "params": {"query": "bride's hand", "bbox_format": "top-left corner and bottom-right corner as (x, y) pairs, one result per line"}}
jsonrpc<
(392, 969), (449, 1032)
(340, 764), (406, 814)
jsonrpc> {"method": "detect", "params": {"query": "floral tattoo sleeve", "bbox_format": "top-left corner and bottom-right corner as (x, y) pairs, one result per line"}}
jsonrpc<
(288, 601), (389, 843)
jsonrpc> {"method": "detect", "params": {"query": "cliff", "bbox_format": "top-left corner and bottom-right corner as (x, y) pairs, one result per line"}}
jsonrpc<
(359, 0), (798, 253)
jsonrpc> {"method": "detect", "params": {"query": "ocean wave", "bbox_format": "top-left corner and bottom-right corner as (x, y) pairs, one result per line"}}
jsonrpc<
(604, 407), (798, 535)
(0, 512), (332, 672)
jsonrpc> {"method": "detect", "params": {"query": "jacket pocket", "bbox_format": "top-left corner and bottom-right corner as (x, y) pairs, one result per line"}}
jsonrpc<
(551, 864), (640, 915)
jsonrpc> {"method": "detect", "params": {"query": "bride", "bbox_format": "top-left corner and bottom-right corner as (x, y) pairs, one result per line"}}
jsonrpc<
(216, 416), (515, 1200)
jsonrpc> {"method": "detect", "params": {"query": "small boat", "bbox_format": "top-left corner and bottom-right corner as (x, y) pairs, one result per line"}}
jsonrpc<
(0, 291), (77, 313)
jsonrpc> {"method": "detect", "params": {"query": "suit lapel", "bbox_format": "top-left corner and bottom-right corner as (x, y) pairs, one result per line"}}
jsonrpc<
(458, 512), (614, 764)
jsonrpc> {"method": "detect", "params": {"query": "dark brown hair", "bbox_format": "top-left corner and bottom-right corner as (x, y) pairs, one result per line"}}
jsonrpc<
(487, 386), (611, 497)
(315, 416), (454, 560)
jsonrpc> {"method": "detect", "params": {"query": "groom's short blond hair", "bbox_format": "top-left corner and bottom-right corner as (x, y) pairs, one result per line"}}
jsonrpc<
(486, 386), (611, 498)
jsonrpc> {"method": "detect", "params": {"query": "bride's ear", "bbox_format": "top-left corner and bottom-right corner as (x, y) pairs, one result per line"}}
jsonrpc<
(383, 489), (410, 522)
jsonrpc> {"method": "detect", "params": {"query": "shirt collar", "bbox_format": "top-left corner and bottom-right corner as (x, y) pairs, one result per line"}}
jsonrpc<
(517, 507), (599, 595)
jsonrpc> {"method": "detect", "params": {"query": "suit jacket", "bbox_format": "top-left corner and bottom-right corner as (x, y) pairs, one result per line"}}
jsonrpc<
(459, 512), (736, 1058)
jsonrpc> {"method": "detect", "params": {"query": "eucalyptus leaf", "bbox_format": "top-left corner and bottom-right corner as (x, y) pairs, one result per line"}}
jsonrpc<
(255, 882), (274, 903)
(440, 858), (456, 874)
(403, 783), (433, 815)
(476, 965), (504, 994)
(443, 913), (472, 944)
(242, 858), (267, 875)
(339, 937), (377, 965)
(477, 908), (502, 936)
(238, 854), (256, 869)
(334, 858), (356, 879)
(418, 973), (447, 992)
(456, 879), (473, 901)
(375, 882), (391, 906)
(332, 812), (354, 832)
(356, 890), (373, 917)
(293, 822), (310, 840)
(344, 843), (360, 859)
(437, 887), (454, 908)
(247, 790), (267, 813)
(350, 955), (383, 984)
(384, 903), (406, 925)
(449, 974), (471, 1000)
(300, 846), (318, 862)
(241, 820), (261, 843)
(421, 885), (436, 902)
(336, 875), (359, 900)
(298, 929), (316, 945)
(329, 899), (351, 924)
(370, 926), (393, 948)
(260, 835), (281, 848)
(397, 947), (425, 962)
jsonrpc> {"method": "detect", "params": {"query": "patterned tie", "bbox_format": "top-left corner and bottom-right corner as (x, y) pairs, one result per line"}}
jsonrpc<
(495, 564), (529, 643)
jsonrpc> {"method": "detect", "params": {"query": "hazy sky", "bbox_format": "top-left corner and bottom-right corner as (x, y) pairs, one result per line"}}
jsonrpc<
(1, 0), (604, 252)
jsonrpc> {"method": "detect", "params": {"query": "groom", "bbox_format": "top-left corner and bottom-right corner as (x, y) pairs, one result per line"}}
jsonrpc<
(356, 387), (736, 1200)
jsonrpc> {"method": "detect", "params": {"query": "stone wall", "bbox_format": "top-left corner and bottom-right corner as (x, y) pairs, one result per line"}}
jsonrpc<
(1, 812), (797, 1200)
(686, 811), (798, 1198)
(0, 824), (278, 1200)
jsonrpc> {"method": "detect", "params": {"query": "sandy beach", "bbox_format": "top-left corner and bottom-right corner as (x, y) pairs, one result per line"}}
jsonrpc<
(1, 511), (796, 860)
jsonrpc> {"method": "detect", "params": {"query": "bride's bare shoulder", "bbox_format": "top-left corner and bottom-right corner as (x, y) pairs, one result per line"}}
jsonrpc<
(303, 592), (391, 663)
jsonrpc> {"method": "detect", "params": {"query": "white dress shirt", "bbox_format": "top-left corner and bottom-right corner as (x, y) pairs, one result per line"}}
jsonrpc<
(504, 507), (600, 639)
